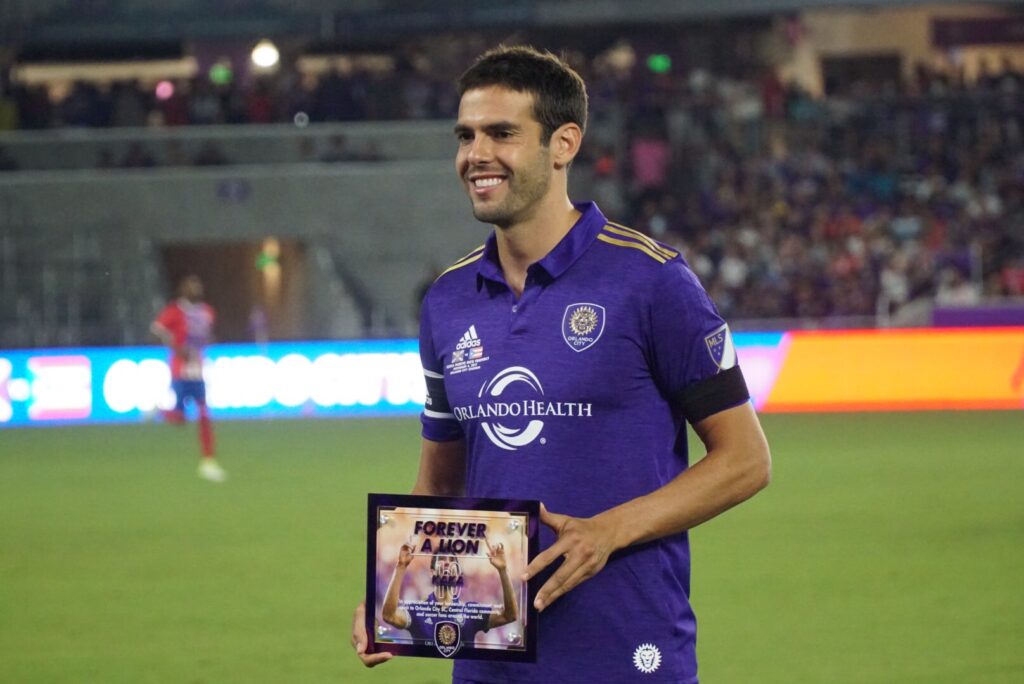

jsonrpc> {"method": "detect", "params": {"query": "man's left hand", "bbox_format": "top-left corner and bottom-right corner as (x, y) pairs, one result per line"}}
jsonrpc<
(522, 503), (617, 611)
(485, 538), (507, 571)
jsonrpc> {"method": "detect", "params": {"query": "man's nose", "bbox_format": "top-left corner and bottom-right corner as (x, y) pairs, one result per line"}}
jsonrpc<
(467, 135), (494, 163)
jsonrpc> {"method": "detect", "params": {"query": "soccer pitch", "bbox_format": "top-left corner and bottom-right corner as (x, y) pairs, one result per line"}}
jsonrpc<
(1, 412), (1021, 683)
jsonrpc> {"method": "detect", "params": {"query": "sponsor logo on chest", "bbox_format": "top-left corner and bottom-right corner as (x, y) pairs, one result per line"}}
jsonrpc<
(447, 325), (490, 375)
(451, 366), (593, 450)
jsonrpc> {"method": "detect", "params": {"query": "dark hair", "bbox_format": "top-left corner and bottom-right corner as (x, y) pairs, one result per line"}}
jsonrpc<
(458, 45), (588, 143)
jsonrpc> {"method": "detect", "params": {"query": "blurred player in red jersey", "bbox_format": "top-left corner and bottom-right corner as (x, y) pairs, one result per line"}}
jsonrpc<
(151, 274), (226, 482)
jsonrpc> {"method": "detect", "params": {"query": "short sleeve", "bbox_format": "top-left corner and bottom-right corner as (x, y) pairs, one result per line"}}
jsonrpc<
(648, 260), (750, 424)
(419, 290), (464, 442)
(154, 304), (178, 331)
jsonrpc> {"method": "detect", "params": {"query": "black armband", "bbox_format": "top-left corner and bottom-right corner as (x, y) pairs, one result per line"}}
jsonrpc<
(423, 372), (454, 419)
(672, 365), (750, 425)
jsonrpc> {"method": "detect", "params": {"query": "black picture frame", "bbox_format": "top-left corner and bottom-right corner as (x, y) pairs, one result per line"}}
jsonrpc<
(365, 493), (539, 662)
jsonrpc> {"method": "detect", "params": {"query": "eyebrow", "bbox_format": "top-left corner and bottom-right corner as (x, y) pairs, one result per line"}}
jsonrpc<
(453, 121), (522, 135)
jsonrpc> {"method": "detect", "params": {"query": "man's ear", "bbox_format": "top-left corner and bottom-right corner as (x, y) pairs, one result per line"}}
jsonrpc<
(550, 123), (583, 169)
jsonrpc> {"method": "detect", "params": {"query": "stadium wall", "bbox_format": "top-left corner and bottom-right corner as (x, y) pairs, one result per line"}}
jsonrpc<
(1, 328), (1021, 427)
(0, 161), (481, 335)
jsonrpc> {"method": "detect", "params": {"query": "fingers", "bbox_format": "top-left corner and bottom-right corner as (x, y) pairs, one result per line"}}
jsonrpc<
(522, 537), (569, 580)
(352, 602), (393, 667)
(350, 603), (368, 654)
(357, 648), (393, 667)
(352, 601), (366, 637)
(534, 555), (598, 611)
(484, 537), (505, 558)
(527, 503), (570, 575)
(540, 502), (569, 533)
(522, 508), (613, 611)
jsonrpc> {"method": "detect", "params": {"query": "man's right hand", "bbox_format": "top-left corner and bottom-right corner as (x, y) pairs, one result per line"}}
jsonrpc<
(351, 602), (393, 668)
(397, 541), (415, 568)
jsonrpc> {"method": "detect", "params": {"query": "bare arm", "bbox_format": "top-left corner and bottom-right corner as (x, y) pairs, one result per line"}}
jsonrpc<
(352, 437), (467, 667)
(380, 543), (414, 629)
(150, 321), (174, 347)
(484, 539), (518, 630)
(151, 321), (192, 361)
(525, 402), (771, 611)
(411, 438), (467, 496)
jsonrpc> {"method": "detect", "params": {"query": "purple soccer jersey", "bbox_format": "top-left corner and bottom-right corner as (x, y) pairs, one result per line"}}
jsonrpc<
(420, 203), (749, 683)
(404, 594), (492, 646)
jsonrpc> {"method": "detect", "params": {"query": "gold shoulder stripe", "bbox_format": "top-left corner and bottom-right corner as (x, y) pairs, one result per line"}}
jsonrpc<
(453, 244), (485, 264)
(596, 233), (667, 263)
(437, 245), (485, 278)
(605, 223), (677, 259)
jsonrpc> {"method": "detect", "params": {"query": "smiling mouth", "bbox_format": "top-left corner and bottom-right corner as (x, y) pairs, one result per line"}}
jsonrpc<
(469, 175), (506, 196)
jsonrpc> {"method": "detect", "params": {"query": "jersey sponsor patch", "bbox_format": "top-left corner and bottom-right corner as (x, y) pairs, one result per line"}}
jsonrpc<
(451, 365), (594, 450)
(562, 303), (606, 352)
(704, 324), (737, 371)
(447, 324), (489, 375)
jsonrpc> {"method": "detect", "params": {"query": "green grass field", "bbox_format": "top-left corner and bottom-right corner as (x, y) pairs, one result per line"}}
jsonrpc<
(1, 412), (1022, 683)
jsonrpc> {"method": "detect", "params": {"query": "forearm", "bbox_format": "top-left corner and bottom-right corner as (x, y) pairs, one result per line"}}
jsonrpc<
(411, 438), (466, 496)
(600, 445), (769, 551)
(150, 322), (174, 347)
(381, 567), (407, 625)
(497, 567), (517, 622)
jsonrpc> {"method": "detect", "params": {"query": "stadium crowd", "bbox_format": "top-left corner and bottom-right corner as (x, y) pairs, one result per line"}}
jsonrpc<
(1, 48), (1021, 323)
(584, 59), (1024, 322)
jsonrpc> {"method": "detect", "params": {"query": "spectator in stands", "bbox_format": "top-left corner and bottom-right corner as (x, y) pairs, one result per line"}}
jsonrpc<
(110, 81), (148, 128)
(4, 38), (1022, 326)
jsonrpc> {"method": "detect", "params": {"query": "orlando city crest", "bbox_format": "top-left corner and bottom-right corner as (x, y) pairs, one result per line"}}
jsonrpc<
(562, 303), (605, 352)
(434, 620), (462, 658)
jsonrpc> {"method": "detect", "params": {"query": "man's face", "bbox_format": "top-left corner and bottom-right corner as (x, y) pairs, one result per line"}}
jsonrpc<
(181, 276), (204, 302)
(454, 86), (553, 228)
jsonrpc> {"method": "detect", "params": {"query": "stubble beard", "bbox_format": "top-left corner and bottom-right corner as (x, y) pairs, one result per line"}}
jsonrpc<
(470, 152), (552, 229)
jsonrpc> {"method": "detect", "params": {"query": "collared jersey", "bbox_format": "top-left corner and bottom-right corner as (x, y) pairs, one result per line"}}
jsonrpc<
(419, 202), (748, 683)
(154, 298), (215, 381)
(404, 594), (492, 645)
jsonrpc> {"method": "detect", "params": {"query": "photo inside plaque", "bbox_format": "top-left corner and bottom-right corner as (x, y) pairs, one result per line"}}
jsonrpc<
(367, 494), (537, 661)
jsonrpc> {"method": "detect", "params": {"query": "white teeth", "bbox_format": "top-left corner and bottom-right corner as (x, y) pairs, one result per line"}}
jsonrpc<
(473, 177), (503, 188)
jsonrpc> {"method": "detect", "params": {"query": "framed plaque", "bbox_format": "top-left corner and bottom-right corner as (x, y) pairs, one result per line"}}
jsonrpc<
(365, 493), (539, 661)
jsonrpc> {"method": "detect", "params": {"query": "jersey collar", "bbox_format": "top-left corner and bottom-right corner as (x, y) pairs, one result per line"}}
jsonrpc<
(476, 202), (606, 290)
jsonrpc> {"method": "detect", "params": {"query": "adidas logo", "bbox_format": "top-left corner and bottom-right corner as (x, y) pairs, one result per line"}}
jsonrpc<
(455, 325), (482, 350)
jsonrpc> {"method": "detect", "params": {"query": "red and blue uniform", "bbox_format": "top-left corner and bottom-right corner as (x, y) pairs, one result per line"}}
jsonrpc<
(154, 298), (215, 415)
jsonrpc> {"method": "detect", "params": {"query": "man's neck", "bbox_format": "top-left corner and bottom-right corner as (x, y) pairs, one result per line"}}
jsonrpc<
(494, 194), (580, 297)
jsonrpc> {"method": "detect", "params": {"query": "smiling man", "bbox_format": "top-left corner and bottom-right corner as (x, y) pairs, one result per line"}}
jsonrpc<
(352, 46), (771, 683)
